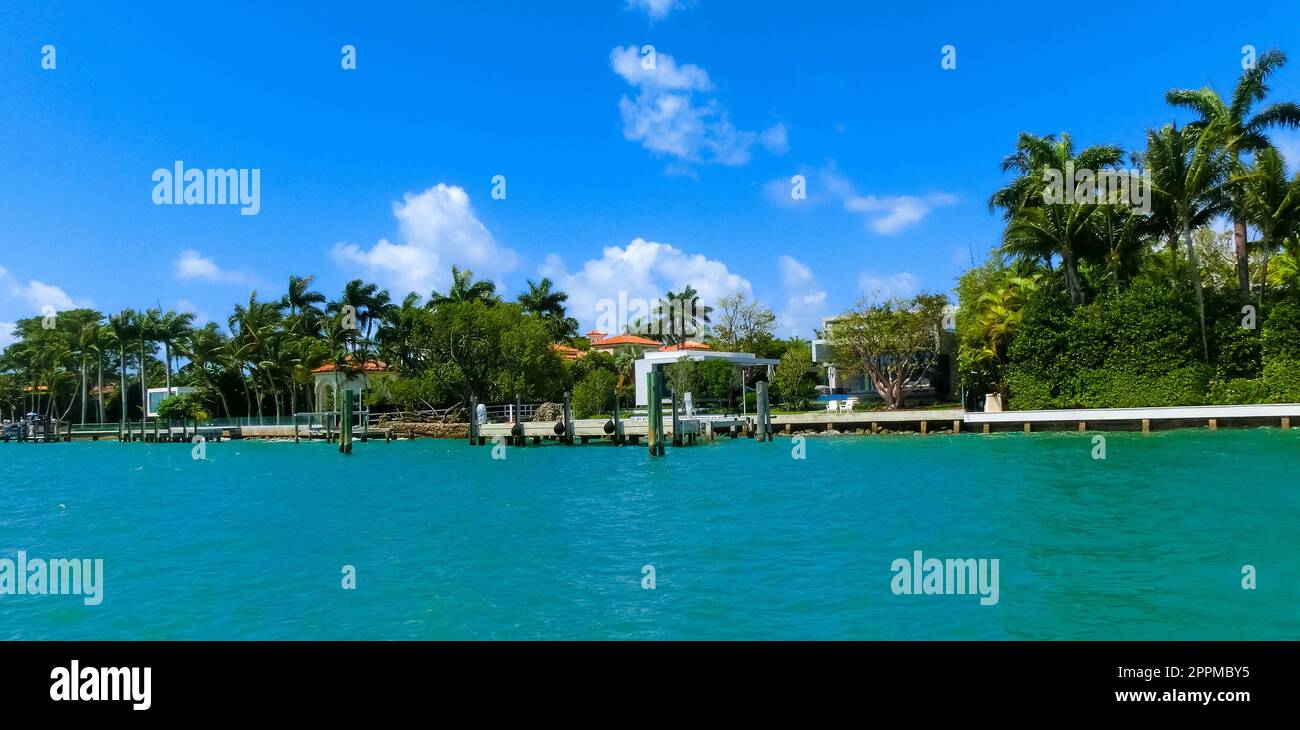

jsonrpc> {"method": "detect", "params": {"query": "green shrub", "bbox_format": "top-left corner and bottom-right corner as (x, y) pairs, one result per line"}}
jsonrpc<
(1206, 377), (1275, 405)
(572, 370), (616, 418)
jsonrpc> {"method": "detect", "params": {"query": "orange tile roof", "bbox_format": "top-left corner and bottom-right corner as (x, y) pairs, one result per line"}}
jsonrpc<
(585, 330), (608, 342)
(658, 341), (711, 351)
(550, 343), (587, 361)
(312, 356), (389, 373)
(591, 333), (662, 347)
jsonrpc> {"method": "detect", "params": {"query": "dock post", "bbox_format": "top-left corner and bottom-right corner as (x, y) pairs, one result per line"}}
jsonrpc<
(612, 391), (624, 445)
(920, 420), (928, 435)
(1283, 417), (1291, 430)
(338, 389), (354, 454)
(671, 392), (682, 447)
(294, 418), (300, 444)
(1078, 421), (1086, 432)
(646, 371), (665, 456)
(1023, 422), (1031, 434)
(563, 391), (575, 445)
(1208, 418), (1217, 431)
(755, 382), (769, 442)
(469, 395), (478, 445)
(953, 419), (961, 434)
(1142, 418), (1150, 435)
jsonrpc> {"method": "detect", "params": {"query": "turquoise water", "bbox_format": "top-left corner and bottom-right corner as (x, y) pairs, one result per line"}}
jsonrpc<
(1, 430), (1297, 640)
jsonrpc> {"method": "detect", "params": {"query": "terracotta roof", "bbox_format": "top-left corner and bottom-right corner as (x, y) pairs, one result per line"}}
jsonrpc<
(550, 343), (587, 361)
(312, 356), (389, 374)
(590, 333), (662, 347)
(585, 330), (608, 342)
(658, 341), (711, 351)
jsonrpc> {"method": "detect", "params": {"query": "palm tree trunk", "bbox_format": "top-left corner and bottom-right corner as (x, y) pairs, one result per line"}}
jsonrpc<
(1181, 223), (1210, 361)
(1061, 250), (1085, 305)
(1234, 218), (1251, 303)
(1259, 228), (1272, 318)
(97, 348), (105, 422)
(119, 344), (129, 438)
(80, 354), (88, 424)
(139, 332), (148, 436)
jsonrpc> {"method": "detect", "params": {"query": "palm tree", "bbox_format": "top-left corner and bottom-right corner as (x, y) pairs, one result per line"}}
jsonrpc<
(612, 346), (639, 396)
(1235, 147), (1300, 313)
(429, 266), (499, 308)
(108, 310), (137, 435)
(179, 322), (234, 418)
(157, 310), (195, 396)
(1144, 122), (1231, 359)
(518, 278), (578, 341)
(1166, 48), (1300, 301)
(653, 285), (713, 346)
(991, 132), (1125, 305)
(283, 274), (327, 321)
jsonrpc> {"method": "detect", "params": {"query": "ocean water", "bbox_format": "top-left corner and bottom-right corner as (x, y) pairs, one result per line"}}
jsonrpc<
(0, 429), (1296, 640)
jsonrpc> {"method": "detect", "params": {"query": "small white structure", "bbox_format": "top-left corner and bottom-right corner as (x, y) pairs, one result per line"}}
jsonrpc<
(312, 357), (395, 410)
(146, 386), (198, 417)
(634, 350), (780, 406)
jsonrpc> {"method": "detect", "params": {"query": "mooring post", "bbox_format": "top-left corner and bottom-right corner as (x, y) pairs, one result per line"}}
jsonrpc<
(469, 395), (478, 445)
(755, 381), (769, 442)
(515, 394), (524, 446)
(612, 390), (623, 445)
(671, 391), (682, 447)
(647, 371), (664, 456)
(339, 389), (354, 454)
(563, 391), (575, 445)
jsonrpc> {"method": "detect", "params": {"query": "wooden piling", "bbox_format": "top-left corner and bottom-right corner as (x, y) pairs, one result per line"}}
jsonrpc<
(646, 371), (665, 456)
(339, 388), (354, 454)
(563, 391), (575, 445)
(612, 391), (624, 445)
(1208, 418), (1217, 431)
(1282, 417), (1291, 430)
(1023, 422), (1031, 433)
(1078, 421), (1086, 432)
(920, 420), (928, 435)
(952, 419), (961, 434)
(1141, 418), (1150, 434)
(755, 381), (770, 442)
(468, 395), (478, 445)
(671, 391), (682, 447)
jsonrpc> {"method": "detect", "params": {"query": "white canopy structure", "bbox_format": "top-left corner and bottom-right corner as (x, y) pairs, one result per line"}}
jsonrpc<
(633, 350), (780, 406)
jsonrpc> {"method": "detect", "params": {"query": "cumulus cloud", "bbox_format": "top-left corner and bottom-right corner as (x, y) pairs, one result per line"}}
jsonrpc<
(760, 122), (790, 155)
(0, 264), (87, 316)
(174, 249), (248, 284)
(766, 162), (958, 234)
(610, 45), (766, 168)
(857, 270), (920, 299)
(331, 183), (517, 297)
(0, 321), (15, 348)
(626, 0), (687, 20)
(776, 255), (827, 337)
(540, 237), (749, 331)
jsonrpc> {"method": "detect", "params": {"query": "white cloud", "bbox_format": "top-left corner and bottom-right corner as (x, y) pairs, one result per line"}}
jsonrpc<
(175, 298), (211, 327)
(174, 249), (247, 284)
(761, 122), (790, 155)
(610, 45), (762, 168)
(857, 270), (920, 299)
(626, 0), (686, 20)
(766, 163), (957, 235)
(540, 237), (749, 331)
(0, 264), (88, 318)
(776, 255), (827, 336)
(0, 321), (15, 348)
(331, 183), (517, 297)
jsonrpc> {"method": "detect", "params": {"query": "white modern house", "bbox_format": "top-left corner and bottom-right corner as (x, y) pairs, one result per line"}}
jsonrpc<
(634, 349), (780, 406)
(809, 309), (959, 401)
(146, 386), (198, 417)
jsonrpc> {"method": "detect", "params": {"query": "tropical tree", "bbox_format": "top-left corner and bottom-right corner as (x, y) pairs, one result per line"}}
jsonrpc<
(1144, 122), (1230, 358)
(1166, 48), (1300, 300)
(429, 266), (499, 308)
(517, 278), (577, 341)
(1235, 147), (1300, 312)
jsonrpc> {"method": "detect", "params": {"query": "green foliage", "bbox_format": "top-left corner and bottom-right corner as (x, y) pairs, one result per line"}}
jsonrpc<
(572, 370), (616, 418)
(155, 393), (209, 421)
(772, 342), (815, 408)
(829, 292), (949, 409)
(663, 359), (697, 395)
(695, 359), (736, 402)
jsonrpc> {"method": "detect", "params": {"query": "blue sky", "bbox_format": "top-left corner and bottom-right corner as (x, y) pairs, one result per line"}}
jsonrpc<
(2, 0), (1299, 345)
